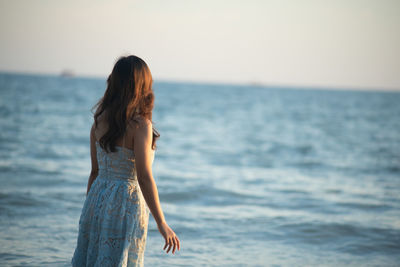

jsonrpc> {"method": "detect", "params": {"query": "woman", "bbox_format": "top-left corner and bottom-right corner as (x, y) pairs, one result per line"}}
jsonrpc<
(71, 55), (180, 266)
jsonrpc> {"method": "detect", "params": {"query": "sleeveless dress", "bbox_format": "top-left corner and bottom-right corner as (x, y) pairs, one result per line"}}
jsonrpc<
(71, 137), (153, 267)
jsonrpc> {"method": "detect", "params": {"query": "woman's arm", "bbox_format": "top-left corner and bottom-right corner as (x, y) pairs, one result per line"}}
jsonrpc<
(86, 123), (99, 195)
(133, 118), (180, 254)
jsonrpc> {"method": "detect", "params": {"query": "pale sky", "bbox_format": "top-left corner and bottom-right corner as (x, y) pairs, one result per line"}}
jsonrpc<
(0, 0), (399, 90)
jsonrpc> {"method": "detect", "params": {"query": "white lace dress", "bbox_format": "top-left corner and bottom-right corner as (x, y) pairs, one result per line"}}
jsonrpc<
(71, 141), (153, 267)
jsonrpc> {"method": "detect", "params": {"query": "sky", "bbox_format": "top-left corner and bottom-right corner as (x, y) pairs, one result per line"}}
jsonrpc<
(0, 0), (399, 90)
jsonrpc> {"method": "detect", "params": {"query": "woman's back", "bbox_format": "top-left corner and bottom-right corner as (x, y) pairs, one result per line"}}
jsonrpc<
(94, 116), (154, 182)
(93, 111), (135, 150)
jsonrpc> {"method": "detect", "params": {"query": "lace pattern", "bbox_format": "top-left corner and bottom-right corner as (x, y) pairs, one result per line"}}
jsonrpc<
(72, 142), (151, 267)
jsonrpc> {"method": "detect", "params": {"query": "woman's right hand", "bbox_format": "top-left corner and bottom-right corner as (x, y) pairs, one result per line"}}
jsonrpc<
(157, 222), (180, 254)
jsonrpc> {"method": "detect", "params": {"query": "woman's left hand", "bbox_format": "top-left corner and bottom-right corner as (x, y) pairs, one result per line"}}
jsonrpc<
(157, 221), (181, 254)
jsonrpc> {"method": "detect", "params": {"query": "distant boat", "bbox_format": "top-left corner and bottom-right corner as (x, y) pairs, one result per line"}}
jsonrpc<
(249, 81), (264, 87)
(60, 69), (75, 78)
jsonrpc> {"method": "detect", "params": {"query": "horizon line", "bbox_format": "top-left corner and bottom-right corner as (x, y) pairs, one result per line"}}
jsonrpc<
(0, 69), (399, 93)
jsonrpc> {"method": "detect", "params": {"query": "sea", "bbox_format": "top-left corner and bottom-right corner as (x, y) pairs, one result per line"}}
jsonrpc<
(0, 72), (399, 267)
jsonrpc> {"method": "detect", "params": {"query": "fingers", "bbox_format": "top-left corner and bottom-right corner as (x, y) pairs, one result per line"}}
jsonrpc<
(163, 238), (168, 250)
(166, 237), (173, 253)
(163, 235), (180, 254)
(163, 237), (172, 253)
(175, 235), (180, 251)
(172, 236), (177, 254)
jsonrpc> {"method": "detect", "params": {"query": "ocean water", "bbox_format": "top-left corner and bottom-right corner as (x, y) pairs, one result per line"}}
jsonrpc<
(0, 72), (399, 267)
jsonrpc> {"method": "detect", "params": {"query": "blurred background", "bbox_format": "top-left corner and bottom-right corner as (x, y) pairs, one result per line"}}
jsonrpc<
(0, 0), (399, 266)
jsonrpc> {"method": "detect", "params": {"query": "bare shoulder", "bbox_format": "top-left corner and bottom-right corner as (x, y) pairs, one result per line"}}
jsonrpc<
(127, 116), (152, 135)
(136, 116), (152, 128)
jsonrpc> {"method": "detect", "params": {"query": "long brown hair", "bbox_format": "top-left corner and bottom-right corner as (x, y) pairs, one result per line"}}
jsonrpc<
(93, 55), (159, 153)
